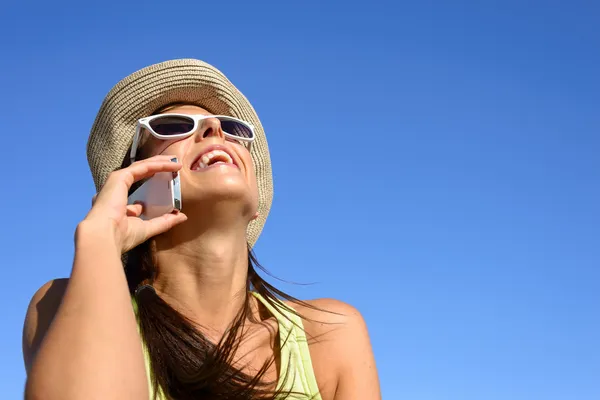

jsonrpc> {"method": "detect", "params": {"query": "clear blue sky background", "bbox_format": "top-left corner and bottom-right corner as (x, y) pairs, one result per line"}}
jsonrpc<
(1, 1), (598, 399)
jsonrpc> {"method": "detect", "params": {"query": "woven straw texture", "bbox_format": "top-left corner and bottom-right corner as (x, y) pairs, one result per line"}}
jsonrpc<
(87, 59), (272, 247)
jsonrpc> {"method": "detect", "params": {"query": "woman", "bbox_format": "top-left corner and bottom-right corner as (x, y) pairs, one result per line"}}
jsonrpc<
(22, 59), (380, 399)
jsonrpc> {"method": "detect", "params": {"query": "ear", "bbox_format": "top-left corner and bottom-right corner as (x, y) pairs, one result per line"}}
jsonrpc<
(251, 211), (259, 221)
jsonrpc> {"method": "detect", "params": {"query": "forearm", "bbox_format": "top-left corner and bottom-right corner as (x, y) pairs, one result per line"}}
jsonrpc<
(25, 221), (148, 400)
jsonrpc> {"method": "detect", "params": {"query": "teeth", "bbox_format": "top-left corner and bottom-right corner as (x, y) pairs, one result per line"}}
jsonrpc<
(193, 149), (233, 170)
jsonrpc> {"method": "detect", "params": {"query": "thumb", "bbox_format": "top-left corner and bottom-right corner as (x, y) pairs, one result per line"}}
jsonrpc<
(142, 212), (188, 240)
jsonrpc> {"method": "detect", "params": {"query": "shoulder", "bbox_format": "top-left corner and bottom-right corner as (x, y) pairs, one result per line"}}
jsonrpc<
(22, 278), (69, 372)
(286, 298), (369, 340)
(285, 298), (379, 399)
(291, 298), (367, 330)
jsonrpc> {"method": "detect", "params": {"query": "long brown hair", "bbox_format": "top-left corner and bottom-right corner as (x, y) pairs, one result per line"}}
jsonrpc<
(121, 105), (321, 399)
(126, 241), (312, 399)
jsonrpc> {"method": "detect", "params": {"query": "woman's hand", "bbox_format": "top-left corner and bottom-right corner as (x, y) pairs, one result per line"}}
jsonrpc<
(83, 155), (187, 253)
(24, 156), (179, 400)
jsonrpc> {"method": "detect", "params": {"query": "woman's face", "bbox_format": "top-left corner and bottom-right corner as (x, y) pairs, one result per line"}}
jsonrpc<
(138, 104), (259, 220)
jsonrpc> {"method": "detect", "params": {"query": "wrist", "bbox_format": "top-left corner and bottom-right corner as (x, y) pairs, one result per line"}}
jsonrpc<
(75, 219), (120, 252)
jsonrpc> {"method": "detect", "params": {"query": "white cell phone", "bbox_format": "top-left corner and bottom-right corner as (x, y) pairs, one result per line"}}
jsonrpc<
(127, 157), (182, 220)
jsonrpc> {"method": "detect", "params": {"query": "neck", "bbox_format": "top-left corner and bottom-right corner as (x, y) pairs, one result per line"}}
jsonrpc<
(151, 215), (252, 339)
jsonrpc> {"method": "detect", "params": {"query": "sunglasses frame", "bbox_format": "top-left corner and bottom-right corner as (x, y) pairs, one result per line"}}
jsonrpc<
(130, 113), (255, 162)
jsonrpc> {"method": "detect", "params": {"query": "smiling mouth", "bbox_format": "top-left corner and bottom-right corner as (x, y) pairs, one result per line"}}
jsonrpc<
(191, 148), (237, 171)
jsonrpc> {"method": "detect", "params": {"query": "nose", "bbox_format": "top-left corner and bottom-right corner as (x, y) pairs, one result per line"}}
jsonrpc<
(193, 116), (225, 143)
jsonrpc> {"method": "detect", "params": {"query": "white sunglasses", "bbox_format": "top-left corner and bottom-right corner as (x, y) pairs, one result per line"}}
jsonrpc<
(130, 113), (255, 162)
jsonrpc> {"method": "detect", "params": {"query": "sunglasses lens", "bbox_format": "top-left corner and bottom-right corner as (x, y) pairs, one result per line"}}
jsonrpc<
(150, 116), (194, 136)
(220, 120), (253, 140)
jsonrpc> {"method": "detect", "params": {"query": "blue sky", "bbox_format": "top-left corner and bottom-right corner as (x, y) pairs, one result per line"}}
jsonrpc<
(2, 1), (599, 399)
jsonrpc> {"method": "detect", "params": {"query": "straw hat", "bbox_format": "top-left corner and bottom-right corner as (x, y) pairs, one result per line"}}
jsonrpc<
(87, 59), (272, 247)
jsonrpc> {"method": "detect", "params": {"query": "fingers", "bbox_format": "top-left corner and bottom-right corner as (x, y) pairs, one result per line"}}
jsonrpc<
(127, 159), (182, 185)
(126, 203), (144, 217)
(105, 155), (182, 189)
(143, 212), (188, 239)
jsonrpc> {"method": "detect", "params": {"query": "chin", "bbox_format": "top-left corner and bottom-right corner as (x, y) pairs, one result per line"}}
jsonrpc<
(183, 182), (255, 206)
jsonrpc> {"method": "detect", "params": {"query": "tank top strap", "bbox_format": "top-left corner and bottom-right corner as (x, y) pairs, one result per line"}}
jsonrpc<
(251, 292), (322, 399)
(132, 297), (167, 400)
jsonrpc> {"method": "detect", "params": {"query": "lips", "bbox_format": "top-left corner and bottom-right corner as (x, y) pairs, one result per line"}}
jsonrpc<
(190, 144), (239, 171)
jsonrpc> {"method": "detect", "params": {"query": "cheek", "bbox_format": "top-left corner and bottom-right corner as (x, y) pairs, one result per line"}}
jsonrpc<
(157, 139), (191, 160)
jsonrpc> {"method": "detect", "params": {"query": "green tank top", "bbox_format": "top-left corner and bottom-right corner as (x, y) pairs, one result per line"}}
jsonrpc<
(133, 292), (322, 399)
